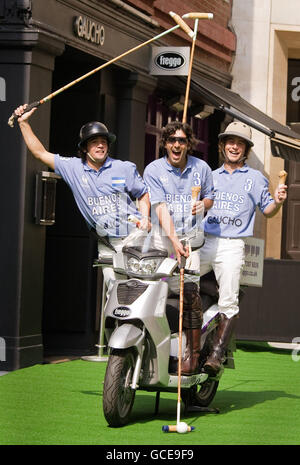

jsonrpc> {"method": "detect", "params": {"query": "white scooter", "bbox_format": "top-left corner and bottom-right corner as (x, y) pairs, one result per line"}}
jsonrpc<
(98, 241), (235, 427)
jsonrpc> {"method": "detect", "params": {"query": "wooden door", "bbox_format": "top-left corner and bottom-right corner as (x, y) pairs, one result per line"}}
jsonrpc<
(282, 60), (300, 259)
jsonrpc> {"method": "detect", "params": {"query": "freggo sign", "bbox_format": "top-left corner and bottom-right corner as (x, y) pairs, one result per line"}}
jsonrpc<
(155, 51), (186, 70)
(150, 47), (190, 76)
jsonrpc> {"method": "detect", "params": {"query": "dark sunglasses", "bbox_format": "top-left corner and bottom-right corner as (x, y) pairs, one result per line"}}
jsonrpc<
(167, 136), (188, 144)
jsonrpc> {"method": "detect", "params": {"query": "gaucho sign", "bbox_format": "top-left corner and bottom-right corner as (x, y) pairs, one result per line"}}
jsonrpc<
(74, 15), (105, 46)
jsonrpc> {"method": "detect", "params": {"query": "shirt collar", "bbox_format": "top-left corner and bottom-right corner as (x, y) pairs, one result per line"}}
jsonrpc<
(163, 155), (192, 174)
(83, 156), (112, 172)
(219, 163), (249, 174)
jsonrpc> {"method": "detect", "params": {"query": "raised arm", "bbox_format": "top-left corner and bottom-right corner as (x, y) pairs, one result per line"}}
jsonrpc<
(15, 105), (55, 171)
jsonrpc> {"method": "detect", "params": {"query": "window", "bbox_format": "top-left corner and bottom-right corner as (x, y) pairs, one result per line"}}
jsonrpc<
(144, 94), (210, 166)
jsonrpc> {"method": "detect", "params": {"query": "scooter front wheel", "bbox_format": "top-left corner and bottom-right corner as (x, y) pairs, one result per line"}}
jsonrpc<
(103, 349), (136, 427)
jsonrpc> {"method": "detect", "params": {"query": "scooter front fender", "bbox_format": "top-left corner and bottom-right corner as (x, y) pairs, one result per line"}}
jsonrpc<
(108, 324), (144, 352)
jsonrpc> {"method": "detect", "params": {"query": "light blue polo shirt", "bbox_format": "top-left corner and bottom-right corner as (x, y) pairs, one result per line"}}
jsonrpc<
(54, 155), (147, 237)
(143, 155), (214, 236)
(203, 164), (275, 238)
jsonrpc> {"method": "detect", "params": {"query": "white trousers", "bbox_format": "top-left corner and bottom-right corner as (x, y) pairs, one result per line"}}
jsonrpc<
(200, 234), (246, 319)
(150, 225), (201, 294)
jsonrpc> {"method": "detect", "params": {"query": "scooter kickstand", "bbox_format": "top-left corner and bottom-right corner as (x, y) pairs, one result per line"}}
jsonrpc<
(155, 392), (160, 415)
(184, 391), (220, 414)
(185, 404), (220, 414)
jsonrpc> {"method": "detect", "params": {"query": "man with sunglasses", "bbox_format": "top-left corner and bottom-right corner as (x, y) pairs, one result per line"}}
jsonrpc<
(143, 121), (214, 375)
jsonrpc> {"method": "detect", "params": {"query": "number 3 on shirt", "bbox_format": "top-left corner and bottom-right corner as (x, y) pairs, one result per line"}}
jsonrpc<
(193, 172), (201, 186)
(244, 178), (253, 192)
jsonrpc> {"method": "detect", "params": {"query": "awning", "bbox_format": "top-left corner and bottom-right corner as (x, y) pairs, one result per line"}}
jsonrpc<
(188, 75), (300, 162)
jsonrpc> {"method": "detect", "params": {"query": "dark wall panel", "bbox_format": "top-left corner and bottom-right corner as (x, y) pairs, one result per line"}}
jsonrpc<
(237, 259), (300, 342)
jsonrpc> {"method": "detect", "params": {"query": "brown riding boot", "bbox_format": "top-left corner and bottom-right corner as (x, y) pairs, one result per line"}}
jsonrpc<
(181, 328), (201, 375)
(204, 313), (236, 376)
(180, 283), (203, 376)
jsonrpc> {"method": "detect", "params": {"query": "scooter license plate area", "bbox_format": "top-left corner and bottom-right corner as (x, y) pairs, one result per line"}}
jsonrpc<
(168, 373), (208, 388)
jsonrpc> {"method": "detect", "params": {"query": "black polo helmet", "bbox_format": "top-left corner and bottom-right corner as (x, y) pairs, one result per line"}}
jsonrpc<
(78, 121), (116, 148)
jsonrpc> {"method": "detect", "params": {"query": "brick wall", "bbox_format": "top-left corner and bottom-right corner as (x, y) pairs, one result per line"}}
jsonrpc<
(126, 0), (236, 72)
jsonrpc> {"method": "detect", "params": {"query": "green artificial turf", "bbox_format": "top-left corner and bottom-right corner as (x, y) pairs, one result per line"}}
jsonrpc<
(0, 342), (299, 445)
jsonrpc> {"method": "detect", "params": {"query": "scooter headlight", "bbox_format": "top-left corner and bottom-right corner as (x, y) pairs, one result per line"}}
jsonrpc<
(122, 246), (169, 277)
(127, 257), (140, 274)
(126, 256), (163, 276)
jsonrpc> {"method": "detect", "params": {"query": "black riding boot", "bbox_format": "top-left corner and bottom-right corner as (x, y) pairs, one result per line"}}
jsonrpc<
(180, 283), (203, 376)
(203, 313), (236, 376)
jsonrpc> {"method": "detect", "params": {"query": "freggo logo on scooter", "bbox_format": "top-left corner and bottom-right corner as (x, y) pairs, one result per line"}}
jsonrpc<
(113, 307), (131, 318)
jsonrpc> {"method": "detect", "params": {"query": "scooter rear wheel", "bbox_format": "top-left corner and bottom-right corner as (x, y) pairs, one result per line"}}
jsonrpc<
(183, 379), (219, 408)
(103, 349), (136, 427)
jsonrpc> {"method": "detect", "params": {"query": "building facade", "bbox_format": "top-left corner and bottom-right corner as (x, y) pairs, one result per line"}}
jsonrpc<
(0, 0), (236, 370)
(1, 0), (299, 371)
(230, 0), (300, 341)
(231, 0), (300, 260)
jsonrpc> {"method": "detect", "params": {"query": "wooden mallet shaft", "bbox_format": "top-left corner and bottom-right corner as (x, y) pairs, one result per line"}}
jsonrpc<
(182, 18), (198, 123)
(8, 12), (192, 127)
(171, 12), (213, 123)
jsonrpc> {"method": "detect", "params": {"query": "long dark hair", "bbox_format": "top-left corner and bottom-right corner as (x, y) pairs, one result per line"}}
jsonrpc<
(159, 121), (196, 156)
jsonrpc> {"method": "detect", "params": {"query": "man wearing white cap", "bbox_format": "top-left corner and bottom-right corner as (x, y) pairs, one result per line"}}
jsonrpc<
(201, 121), (287, 375)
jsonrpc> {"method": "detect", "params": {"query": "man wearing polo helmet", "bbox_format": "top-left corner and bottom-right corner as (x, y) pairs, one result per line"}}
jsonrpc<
(14, 104), (150, 290)
(200, 121), (287, 375)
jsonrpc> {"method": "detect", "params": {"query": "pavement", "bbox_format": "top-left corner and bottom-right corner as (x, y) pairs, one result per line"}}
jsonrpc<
(268, 341), (299, 350)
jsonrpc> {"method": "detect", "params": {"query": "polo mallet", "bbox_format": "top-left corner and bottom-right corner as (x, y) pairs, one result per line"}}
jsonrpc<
(8, 12), (193, 128)
(162, 245), (195, 434)
(170, 12), (214, 123)
(182, 17), (198, 124)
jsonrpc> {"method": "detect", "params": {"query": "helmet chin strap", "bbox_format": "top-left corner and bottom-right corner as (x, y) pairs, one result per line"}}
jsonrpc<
(222, 148), (247, 165)
(87, 152), (97, 163)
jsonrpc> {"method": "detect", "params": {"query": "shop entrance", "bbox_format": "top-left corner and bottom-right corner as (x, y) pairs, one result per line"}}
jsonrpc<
(42, 46), (104, 356)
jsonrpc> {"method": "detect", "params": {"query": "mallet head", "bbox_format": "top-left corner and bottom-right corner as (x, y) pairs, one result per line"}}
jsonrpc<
(182, 12), (214, 20)
(162, 423), (195, 433)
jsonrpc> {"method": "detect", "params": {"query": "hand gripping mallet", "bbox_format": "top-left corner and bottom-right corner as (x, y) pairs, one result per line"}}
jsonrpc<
(8, 12), (193, 128)
(170, 12), (214, 123)
(162, 249), (195, 434)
